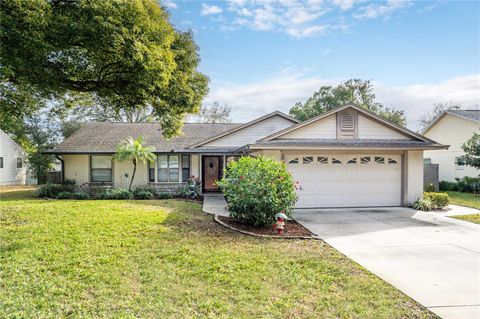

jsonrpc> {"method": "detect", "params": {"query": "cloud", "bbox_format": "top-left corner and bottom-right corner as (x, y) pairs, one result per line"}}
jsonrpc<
(205, 72), (480, 130)
(354, 0), (412, 19)
(201, 3), (223, 16)
(163, 0), (177, 10)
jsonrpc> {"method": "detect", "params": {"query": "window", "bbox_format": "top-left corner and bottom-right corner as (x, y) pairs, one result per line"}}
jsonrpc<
(360, 156), (371, 164)
(182, 155), (190, 181)
(423, 158), (432, 165)
(455, 156), (465, 170)
(288, 157), (299, 164)
(16, 157), (23, 168)
(148, 160), (155, 182)
(332, 157), (342, 164)
(90, 155), (112, 182)
(374, 156), (385, 164)
(388, 158), (398, 164)
(0, 157), (3, 169)
(347, 157), (357, 164)
(317, 156), (328, 164)
(303, 156), (314, 164)
(158, 155), (179, 182)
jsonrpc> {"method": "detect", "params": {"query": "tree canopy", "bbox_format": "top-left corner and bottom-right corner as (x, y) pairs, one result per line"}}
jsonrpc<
(289, 79), (407, 126)
(191, 102), (232, 123)
(462, 132), (480, 170)
(1, 0), (208, 137)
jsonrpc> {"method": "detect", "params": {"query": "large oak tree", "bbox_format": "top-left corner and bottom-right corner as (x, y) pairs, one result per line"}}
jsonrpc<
(1, 0), (208, 137)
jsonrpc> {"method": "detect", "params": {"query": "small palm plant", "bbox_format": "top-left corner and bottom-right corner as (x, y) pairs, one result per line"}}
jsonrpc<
(114, 137), (156, 191)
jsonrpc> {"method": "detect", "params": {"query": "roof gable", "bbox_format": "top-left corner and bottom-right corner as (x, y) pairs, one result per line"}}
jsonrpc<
(260, 104), (433, 143)
(423, 110), (480, 134)
(188, 111), (299, 148)
(0, 129), (25, 153)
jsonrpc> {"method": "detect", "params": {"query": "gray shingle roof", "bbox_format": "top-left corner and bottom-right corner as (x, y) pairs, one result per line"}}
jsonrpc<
(446, 110), (480, 122)
(48, 122), (241, 153)
(250, 138), (447, 149)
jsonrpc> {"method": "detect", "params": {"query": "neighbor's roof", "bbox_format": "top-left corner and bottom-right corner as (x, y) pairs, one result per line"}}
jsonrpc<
(423, 110), (480, 134)
(46, 122), (241, 154)
(247, 138), (448, 150)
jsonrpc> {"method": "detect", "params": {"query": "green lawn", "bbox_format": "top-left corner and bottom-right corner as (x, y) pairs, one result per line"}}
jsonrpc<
(451, 214), (480, 224)
(0, 187), (435, 318)
(447, 191), (480, 209)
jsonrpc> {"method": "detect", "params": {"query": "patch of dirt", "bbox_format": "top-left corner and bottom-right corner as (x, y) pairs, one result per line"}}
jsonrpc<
(218, 216), (315, 237)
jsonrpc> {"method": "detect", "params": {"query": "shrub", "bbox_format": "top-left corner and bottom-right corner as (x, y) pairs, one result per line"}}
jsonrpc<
(425, 183), (436, 192)
(135, 190), (154, 200)
(95, 188), (133, 200)
(439, 180), (458, 192)
(178, 176), (201, 199)
(38, 183), (67, 198)
(413, 197), (433, 211)
(72, 192), (89, 200)
(455, 176), (480, 193)
(56, 191), (73, 199)
(62, 179), (76, 186)
(133, 185), (157, 198)
(217, 156), (298, 227)
(158, 192), (173, 199)
(424, 192), (449, 209)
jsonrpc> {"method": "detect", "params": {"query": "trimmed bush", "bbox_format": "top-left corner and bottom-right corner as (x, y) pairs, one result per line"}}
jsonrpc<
(133, 185), (157, 198)
(158, 192), (173, 199)
(455, 176), (480, 193)
(424, 183), (435, 192)
(95, 188), (133, 200)
(424, 192), (449, 209)
(135, 190), (154, 200)
(38, 183), (67, 198)
(72, 192), (89, 200)
(439, 180), (458, 192)
(217, 156), (298, 227)
(414, 192), (449, 211)
(56, 191), (73, 199)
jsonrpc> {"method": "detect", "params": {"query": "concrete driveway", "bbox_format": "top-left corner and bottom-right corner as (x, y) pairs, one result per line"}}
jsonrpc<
(295, 206), (480, 319)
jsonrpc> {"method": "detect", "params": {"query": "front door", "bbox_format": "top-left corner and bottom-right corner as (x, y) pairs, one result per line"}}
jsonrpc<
(202, 156), (222, 191)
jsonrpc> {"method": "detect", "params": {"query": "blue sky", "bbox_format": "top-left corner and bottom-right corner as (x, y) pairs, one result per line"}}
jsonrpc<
(164, 0), (480, 129)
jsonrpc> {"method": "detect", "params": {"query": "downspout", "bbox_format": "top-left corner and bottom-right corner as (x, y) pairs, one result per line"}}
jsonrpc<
(55, 155), (65, 183)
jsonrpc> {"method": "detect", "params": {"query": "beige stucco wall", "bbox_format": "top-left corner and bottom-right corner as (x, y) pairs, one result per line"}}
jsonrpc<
(114, 160), (148, 188)
(424, 114), (480, 181)
(261, 150), (282, 161)
(63, 155), (89, 184)
(406, 150), (424, 204)
(190, 154), (200, 179)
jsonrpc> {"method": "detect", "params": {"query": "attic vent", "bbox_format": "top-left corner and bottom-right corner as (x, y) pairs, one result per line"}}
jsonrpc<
(341, 113), (354, 130)
(337, 110), (357, 139)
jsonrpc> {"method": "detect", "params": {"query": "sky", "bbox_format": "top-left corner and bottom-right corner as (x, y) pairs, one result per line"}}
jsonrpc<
(164, 0), (480, 130)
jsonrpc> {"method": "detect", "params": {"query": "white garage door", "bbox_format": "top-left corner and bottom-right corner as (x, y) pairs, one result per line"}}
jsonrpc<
(287, 154), (401, 208)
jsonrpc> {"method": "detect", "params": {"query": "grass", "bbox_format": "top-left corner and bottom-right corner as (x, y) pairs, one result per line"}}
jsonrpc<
(451, 214), (480, 224)
(446, 191), (480, 209)
(0, 187), (436, 318)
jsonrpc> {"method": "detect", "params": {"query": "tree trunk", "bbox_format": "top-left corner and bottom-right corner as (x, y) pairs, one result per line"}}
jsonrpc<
(129, 158), (137, 192)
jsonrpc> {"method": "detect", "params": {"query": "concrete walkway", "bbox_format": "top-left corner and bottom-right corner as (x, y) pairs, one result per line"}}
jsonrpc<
(202, 193), (229, 216)
(295, 206), (480, 319)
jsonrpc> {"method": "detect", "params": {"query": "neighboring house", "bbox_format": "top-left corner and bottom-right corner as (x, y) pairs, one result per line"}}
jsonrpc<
(45, 104), (447, 208)
(423, 110), (480, 182)
(0, 129), (28, 185)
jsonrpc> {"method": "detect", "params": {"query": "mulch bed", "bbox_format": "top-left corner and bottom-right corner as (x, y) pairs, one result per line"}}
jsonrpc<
(217, 215), (315, 237)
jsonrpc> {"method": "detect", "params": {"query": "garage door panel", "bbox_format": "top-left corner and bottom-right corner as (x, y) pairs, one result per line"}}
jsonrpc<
(288, 153), (401, 208)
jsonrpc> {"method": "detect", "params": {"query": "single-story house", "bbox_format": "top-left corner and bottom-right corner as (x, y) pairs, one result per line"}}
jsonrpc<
(46, 104), (448, 208)
(423, 110), (480, 182)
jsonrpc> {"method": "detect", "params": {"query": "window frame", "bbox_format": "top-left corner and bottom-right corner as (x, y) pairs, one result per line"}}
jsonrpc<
(182, 155), (190, 182)
(90, 155), (113, 183)
(455, 156), (465, 170)
(0, 156), (3, 169)
(16, 157), (23, 169)
(157, 154), (181, 183)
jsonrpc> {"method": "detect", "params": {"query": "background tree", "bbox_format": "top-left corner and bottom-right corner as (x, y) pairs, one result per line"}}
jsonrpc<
(462, 132), (480, 170)
(190, 102), (232, 123)
(114, 137), (156, 191)
(1, 0), (208, 137)
(419, 102), (462, 131)
(289, 79), (407, 126)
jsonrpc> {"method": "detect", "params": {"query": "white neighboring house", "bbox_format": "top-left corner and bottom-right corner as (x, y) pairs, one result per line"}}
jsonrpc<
(423, 110), (480, 182)
(0, 129), (29, 185)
